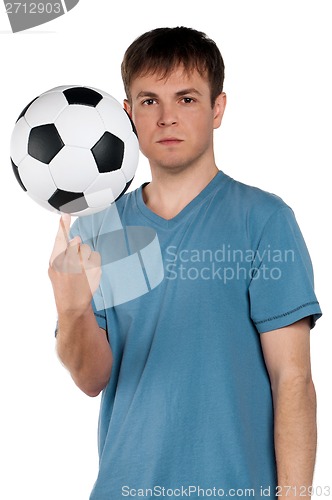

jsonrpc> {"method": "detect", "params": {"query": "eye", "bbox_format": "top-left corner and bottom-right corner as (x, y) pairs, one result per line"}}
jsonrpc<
(142, 98), (157, 106)
(182, 97), (195, 104)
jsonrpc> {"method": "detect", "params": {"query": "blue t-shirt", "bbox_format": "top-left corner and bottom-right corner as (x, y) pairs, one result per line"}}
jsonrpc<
(71, 171), (321, 499)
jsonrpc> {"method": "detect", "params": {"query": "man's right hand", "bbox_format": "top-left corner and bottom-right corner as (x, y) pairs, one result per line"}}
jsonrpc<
(48, 214), (102, 316)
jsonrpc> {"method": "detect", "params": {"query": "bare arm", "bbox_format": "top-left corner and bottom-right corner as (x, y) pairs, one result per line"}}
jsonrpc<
(56, 310), (112, 397)
(261, 317), (317, 498)
(49, 215), (113, 397)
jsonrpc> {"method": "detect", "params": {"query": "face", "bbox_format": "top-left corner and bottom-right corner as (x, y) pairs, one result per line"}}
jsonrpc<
(124, 66), (226, 173)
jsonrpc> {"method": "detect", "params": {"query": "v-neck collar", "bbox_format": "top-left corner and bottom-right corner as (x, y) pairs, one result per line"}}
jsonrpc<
(134, 170), (228, 229)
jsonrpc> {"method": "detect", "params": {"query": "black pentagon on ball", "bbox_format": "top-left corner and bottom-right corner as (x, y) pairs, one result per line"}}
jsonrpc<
(29, 124), (64, 164)
(92, 131), (124, 173)
(11, 159), (27, 191)
(63, 87), (103, 107)
(48, 189), (88, 213)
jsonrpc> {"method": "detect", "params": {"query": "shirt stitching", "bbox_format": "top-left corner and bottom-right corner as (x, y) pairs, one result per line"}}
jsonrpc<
(255, 301), (320, 324)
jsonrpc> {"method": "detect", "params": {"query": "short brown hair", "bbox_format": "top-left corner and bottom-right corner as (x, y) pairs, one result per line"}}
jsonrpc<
(121, 27), (225, 106)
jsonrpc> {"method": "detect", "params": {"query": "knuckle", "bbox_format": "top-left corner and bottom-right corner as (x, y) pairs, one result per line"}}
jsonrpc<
(80, 243), (91, 253)
(91, 250), (101, 261)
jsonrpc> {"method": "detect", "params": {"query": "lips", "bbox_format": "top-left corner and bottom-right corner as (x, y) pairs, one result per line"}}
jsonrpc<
(157, 137), (183, 145)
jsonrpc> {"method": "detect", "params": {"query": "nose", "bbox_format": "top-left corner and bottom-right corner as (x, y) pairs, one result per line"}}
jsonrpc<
(157, 103), (178, 127)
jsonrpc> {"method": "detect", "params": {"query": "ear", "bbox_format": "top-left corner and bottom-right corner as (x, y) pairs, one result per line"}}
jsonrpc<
(213, 92), (227, 130)
(123, 99), (132, 118)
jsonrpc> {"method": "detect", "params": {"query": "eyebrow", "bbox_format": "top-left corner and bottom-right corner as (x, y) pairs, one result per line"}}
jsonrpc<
(135, 88), (203, 100)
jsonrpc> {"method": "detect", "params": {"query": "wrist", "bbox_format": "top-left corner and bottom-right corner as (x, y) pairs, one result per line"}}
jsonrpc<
(57, 303), (94, 333)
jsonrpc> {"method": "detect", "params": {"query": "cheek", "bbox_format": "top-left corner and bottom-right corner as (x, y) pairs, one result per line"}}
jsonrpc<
(131, 113), (150, 135)
(133, 118), (157, 153)
(196, 114), (215, 138)
(131, 116), (152, 154)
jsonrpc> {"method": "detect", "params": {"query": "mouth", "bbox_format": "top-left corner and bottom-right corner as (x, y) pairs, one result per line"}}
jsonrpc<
(156, 138), (183, 146)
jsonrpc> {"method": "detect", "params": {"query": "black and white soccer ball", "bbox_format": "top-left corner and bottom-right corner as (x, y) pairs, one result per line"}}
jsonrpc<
(10, 85), (139, 216)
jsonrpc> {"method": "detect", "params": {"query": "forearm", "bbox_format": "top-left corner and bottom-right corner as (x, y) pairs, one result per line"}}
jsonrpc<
(56, 304), (113, 397)
(273, 378), (317, 497)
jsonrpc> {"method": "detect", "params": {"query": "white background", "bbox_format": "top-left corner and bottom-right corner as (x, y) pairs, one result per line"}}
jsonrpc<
(0, 1), (331, 498)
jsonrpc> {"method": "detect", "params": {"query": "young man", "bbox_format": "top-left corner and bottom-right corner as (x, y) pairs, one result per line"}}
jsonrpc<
(49, 27), (322, 499)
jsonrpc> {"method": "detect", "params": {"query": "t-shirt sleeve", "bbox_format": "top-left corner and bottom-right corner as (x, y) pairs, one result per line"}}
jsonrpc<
(249, 206), (322, 333)
(92, 298), (107, 331)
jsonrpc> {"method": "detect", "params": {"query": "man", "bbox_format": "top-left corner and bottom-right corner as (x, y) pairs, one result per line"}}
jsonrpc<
(49, 27), (322, 499)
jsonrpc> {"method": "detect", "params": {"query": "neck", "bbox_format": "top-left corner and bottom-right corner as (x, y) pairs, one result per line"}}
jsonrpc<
(142, 163), (219, 220)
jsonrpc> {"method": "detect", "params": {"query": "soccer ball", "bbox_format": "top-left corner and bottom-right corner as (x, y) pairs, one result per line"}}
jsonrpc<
(10, 85), (139, 216)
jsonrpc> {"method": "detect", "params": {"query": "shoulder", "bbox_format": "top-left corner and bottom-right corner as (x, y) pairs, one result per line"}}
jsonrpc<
(221, 172), (293, 223)
(224, 173), (288, 211)
(215, 172), (299, 245)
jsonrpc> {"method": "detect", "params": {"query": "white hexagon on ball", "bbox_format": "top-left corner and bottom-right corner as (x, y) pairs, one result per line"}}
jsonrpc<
(55, 105), (105, 148)
(19, 155), (57, 199)
(96, 96), (134, 142)
(85, 169), (127, 207)
(50, 147), (99, 192)
(24, 91), (68, 127)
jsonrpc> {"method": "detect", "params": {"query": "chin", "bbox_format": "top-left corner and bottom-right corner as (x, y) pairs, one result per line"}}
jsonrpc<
(155, 162), (191, 174)
(152, 154), (197, 171)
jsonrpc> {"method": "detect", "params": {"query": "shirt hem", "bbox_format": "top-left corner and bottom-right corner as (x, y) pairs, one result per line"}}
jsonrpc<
(255, 301), (322, 333)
